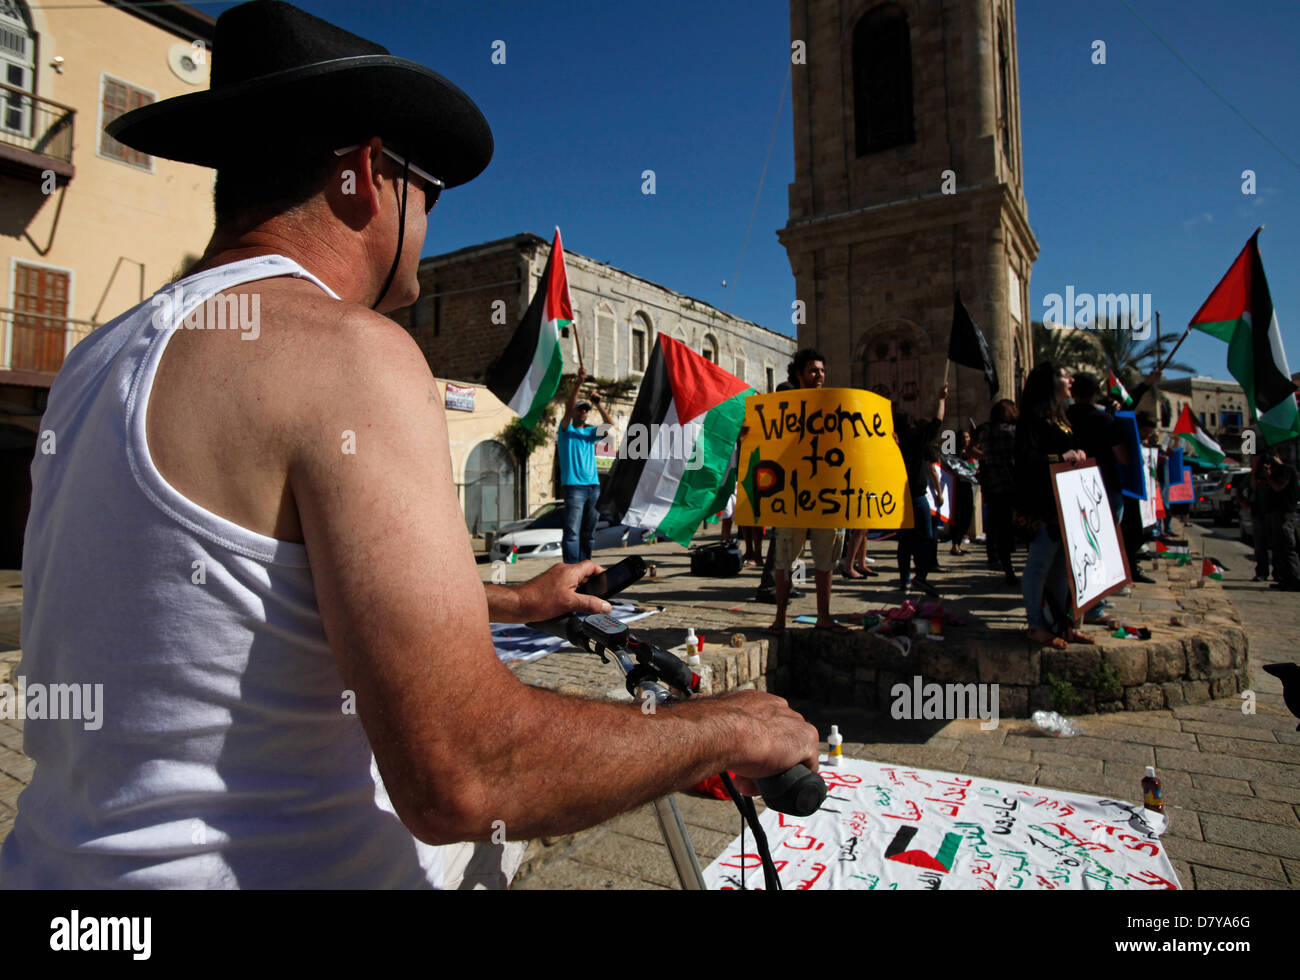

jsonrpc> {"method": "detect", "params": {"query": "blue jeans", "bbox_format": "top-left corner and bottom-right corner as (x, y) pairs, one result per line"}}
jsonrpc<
(1022, 524), (1070, 632)
(897, 495), (935, 588)
(562, 484), (600, 564)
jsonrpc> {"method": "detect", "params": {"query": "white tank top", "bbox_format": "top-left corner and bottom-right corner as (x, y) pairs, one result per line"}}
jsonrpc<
(0, 255), (448, 888)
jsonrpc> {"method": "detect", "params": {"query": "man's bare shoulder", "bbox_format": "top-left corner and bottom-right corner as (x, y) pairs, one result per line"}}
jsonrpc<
(255, 282), (427, 378)
(243, 280), (435, 418)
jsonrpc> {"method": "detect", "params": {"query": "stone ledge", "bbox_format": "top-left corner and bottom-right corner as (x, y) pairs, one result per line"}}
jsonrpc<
(770, 559), (1251, 720)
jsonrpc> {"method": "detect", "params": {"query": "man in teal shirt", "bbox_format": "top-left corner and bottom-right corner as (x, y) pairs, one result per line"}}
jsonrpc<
(559, 367), (613, 563)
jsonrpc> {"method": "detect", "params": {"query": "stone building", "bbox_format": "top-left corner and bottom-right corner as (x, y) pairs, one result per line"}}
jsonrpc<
(0, 0), (215, 566)
(1158, 376), (1251, 460)
(389, 233), (797, 531)
(778, 0), (1038, 431)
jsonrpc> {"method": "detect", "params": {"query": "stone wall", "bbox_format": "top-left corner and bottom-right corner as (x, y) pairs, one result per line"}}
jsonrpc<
(766, 575), (1251, 719)
(389, 233), (796, 394)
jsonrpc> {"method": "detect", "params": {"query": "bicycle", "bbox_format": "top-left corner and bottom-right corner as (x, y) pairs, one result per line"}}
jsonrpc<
(530, 608), (827, 890)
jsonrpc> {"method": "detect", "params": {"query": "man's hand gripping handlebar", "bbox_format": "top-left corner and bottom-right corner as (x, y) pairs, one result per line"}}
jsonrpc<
(528, 611), (827, 817)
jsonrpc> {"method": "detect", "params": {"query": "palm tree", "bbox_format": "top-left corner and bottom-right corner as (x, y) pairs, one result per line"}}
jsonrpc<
(1031, 320), (1099, 373)
(1091, 314), (1195, 388)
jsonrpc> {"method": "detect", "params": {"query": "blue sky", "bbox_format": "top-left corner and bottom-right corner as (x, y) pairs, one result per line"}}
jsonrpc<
(194, 0), (1299, 382)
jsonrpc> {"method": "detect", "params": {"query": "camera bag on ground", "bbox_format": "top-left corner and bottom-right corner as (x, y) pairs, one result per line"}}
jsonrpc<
(690, 541), (744, 577)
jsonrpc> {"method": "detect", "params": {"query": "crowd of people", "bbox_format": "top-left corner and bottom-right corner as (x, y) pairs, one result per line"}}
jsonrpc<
(716, 349), (1297, 645)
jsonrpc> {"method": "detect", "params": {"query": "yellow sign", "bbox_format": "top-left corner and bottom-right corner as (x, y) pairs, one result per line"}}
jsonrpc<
(735, 388), (913, 529)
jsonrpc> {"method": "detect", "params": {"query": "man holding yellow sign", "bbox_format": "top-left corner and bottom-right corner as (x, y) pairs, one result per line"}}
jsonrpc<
(736, 350), (915, 634)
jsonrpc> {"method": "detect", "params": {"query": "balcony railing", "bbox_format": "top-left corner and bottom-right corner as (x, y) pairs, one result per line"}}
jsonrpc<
(0, 81), (75, 181)
(0, 307), (95, 376)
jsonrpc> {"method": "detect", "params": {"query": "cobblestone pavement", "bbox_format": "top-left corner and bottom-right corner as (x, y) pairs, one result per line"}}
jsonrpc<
(509, 519), (1300, 890)
(0, 523), (1295, 890)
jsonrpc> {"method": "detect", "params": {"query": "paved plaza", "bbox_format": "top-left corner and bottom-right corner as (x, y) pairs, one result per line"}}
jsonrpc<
(1, 520), (1296, 889)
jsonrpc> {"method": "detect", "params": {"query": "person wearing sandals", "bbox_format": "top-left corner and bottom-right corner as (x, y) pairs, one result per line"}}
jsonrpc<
(768, 349), (848, 634)
(1014, 363), (1092, 648)
(840, 529), (878, 579)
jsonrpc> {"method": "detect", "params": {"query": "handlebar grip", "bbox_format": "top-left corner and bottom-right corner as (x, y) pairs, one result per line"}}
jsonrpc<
(755, 764), (827, 817)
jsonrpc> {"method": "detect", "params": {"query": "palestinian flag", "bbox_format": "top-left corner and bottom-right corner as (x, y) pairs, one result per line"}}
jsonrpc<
(598, 336), (752, 547)
(1202, 557), (1227, 581)
(1156, 540), (1189, 558)
(506, 547), (518, 564)
(1172, 404), (1225, 465)
(1189, 230), (1300, 445)
(1107, 370), (1133, 407)
(485, 228), (571, 429)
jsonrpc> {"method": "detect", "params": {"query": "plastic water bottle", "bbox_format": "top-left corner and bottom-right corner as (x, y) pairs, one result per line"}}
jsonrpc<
(827, 725), (843, 766)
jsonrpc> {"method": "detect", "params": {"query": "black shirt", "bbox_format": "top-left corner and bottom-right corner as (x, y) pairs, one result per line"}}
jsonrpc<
(1269, 466), (1299, 515)
(1066, 401), (1124, 495)
(897, 416), (942, 498)
(1015, 410), (1079, 523)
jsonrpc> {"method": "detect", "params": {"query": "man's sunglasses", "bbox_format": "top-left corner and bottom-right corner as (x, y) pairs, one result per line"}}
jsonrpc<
(334, 145), (444, 214)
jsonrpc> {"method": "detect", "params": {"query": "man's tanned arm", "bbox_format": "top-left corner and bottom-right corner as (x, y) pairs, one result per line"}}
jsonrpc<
(288, 311), (817, 845)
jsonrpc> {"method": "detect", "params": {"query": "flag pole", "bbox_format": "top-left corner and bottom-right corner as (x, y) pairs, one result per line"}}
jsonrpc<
(572, 323), (585, 373)
(1155, 326), (1192, 374)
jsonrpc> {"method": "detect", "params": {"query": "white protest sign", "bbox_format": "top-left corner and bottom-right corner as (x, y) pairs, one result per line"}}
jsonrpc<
(1051, 461), (1131, 611)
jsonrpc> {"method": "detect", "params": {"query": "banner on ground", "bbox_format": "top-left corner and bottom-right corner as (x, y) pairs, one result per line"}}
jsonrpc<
(736, 388), (912, 530)
(1051, 461), (1131, 611)
(702, 756), (1180, 890)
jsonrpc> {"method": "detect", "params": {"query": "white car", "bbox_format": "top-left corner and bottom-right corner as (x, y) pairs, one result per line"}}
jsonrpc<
(488, 500), (648, 561)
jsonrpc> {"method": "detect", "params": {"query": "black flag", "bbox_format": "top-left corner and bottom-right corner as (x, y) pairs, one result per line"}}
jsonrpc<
(948, 292), (998, 396)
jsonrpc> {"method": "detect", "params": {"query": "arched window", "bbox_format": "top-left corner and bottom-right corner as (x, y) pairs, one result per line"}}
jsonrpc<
(702, 333), (719, 364)
(629, 310), (653, 373)
(853, 4), (914, 156)
(997, 17), (1013, 170)
(859, 322), (928, 405)
(463, 440), (517, 535)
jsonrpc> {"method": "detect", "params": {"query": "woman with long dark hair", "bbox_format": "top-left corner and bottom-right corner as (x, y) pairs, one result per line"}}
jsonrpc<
(1015, 363), (1092, 648)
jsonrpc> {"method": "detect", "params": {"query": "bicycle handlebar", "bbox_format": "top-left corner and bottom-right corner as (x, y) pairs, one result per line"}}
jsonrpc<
(526, 611), (828, 817)
(754, 764), (827, 817)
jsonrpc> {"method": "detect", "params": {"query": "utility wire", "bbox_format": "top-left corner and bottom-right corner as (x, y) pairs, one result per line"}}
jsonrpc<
(1118, 0), (1300, 173)
(726, 58), (791, 314)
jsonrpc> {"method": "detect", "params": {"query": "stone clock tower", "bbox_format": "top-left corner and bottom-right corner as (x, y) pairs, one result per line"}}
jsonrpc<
(778, 0), (1038, 428)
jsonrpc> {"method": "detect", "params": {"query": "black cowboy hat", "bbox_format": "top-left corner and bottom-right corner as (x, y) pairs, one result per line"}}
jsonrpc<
(106, 0), (492, 188)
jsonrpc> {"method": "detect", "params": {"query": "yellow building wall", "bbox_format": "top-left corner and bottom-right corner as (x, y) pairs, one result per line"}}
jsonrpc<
(0, 1), (213, 333)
